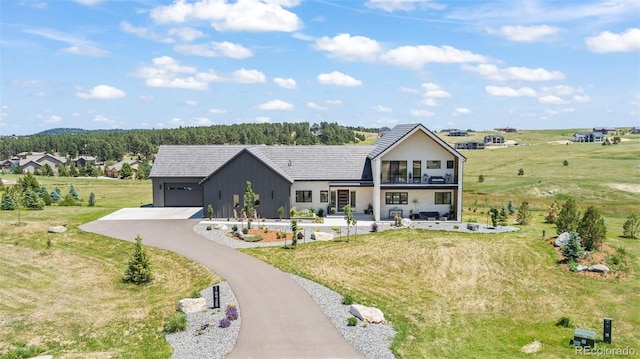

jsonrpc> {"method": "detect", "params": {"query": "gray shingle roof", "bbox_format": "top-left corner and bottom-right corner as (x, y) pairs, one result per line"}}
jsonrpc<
(150, 145), (247, 178)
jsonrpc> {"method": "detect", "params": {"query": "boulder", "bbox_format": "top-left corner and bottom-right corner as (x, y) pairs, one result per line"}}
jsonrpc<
(554, 232), (570, 247)
(311, 232), (334, 241)
(521, 340), (541, 354)
(234, 231), (244, 240)
(48, 226), (67, 233)
(588, 264), (610, 273)
(576, 265), (589, 272)
(349, 304), (385, 324)
(401, 218), (411, 227)
(212, 224), (227, 230)
(178, 297), (207, 313)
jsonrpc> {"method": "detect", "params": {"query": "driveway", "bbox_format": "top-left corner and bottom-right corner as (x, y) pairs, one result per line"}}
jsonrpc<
(80, 217), (364, 359)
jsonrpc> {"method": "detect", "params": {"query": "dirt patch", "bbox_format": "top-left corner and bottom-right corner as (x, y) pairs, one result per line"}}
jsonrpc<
(606, 183), (640, 193)
(549, 240), (633, 280)
(548, 140), (572, 145)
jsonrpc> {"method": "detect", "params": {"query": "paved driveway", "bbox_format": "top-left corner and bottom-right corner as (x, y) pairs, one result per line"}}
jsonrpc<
(80, 218), (363, 359)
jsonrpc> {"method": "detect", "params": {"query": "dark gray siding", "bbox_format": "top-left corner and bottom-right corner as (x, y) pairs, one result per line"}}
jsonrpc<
(201, 151), (291, 219)
(152, 177), (204, 207)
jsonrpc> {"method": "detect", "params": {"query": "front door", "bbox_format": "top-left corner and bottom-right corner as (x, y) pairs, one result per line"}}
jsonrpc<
(337, 190), (350, 210)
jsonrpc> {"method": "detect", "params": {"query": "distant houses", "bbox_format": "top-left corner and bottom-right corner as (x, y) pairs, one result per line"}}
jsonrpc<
(484, 135), (505, 144)
(593, 127), (617, 135)
(105, 160), (141, 179)
(494, 127), (517, 133)
(631, 127), (640, 134)
(447, 130), (468, 137)
(572, 131), (604, 143)
(454, 141), (485, 150)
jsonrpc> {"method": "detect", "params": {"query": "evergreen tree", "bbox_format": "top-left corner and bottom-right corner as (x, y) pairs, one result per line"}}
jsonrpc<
(556, 198), (581, 234)
(1, 192), (16, 210)
(516, 201), (531, 225)
(243, 181), (255, 220)
(69, 165), (79, 177)
(622, 213), (639, 239)
(17, 172), (40, 192)
(120, 162), (134, 179)
(137, 161), (152, 180)
(58, 165), (69, 177)
(69, 184), (80, 200)
(546, 200), (560, 224)
(40, 163), (54, 176)
(562, 232), (584, 260)
(489, 208), (499, 227)
(23, 188), (45, 210)
(88, 192), (96, 207)
(507, 200), (515, 215)
(41, 190), (53, 206)
(499, 207), (508, 226)
(50, 189), (62, 203)
(578, 206), (606, 251)
(123, 235), (153, 285)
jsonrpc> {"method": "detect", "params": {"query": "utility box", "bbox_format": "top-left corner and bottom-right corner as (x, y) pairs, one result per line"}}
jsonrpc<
(603, 317), (612, 344)
(573, 328), (597, 348)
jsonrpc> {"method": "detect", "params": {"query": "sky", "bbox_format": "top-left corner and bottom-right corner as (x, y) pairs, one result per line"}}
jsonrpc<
(1, 0), (639, 136)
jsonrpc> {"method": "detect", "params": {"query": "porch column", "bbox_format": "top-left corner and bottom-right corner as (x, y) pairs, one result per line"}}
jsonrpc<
(372, 158), (381, 221)
(456, 159), (464, 221)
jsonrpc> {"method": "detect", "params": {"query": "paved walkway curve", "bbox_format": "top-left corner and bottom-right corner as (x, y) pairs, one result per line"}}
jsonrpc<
(80, 219), (364, 359)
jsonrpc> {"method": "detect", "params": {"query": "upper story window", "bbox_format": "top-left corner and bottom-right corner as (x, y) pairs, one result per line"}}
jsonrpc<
(427, 160), (441, 169)
(412, 161), (421, 183)
(382, 160), (407, 183)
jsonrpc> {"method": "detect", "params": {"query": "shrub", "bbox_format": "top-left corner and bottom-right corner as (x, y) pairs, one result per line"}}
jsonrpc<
(207, 204), (214, 220)
(1, 192), (16, 210)
(478, 174), (484, 182)
(264, 228), (269, 233)
(317, 208), (325, 217)
(219, 317), (231, 328)
(371, 222), (378, 232)
(516, 201), (530, 225)
(244, 234), (263, 242)
(226, 305), (239, 320)
(242, 228), (248, 235)
(231, 224), (238, 232)
(342, 293), (355, 305)
(394, 215), (402, 227)
(347, 317), (358, 326)
(88, 192), (96, 207)
(518, 168), (524, 176)
(58, 193), (79, 206)
(206, 225), (212, 231)
(568, 258), (578, 272)
(123, 235), (153, 285)
(578, 206), (606, 251)
(164, 312), (187, 333)
(562, 232), (584, 260)
(622, 213), (639, 239)
(555, 316), (573, 328)
(563, 160), (569, 166)
(290, 206), (296, 216)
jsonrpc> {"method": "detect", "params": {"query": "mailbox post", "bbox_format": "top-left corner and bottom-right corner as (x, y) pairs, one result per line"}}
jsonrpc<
(212, 285), (220, 309)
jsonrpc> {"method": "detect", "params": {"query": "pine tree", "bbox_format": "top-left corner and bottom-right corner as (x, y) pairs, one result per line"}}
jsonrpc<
(623, 213), (639, 239)
(562, 232), (584, 260)
(516, 201), (531, 225)
(1, 192), (16, 210)
(120, 162), (134, 179)
(243, 181), (255, 221)
(578, 206), (607, 251)
(123, 235), (153, 285)
(507, 200), (515, 215)
(50, 189), (61, 203)
(23, 188), (44, 210)
(489, 208), (499, 227)
(556, 198), (581, 234)
(69, 184), (80, 200)
(499, 207), (508, 226)
(546, 200), (560, 224)
(88, 192), (96, 207)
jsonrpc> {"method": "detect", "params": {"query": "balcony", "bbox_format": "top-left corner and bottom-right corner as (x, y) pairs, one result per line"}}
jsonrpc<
(381, 173), (457, 186)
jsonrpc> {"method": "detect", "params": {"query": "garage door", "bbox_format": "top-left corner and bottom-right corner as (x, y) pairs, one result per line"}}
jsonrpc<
(164, 182), (203, 207)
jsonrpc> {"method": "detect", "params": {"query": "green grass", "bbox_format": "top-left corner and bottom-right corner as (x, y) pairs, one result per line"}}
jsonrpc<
(0, 176), (217, 358)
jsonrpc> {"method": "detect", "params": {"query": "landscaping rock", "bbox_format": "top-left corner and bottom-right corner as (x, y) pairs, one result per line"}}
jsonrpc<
(576, 265), (589, 272)
(401, 218), (411, 227)
(234, 231), (244, 240)
(588, 264), (610, 273)
(177, 297), (206, 313)
(48, 225), (67, 233)
(212, 224), (227, 230)
(350, 304), (385, 324)
(521, 340), (541, 354)
(311, 232), (334, 241)
(554, 232), (570, 247)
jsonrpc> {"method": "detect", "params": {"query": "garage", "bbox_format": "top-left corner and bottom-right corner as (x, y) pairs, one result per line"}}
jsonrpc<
(163, 182), (203, 207)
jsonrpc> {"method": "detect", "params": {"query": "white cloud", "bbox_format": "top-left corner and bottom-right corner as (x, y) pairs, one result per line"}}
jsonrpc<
(409, 109), (435, 118)
(42, 114), (62, 124)
(372, 105), (392, 112)
(545, 109), (559, 115)
(399, 86), (420, 94)
(563, 107), (575, 112)
(174, 41), (252, 58)
(61, 45), (109, 57)
(209, 108), (228, 114)
(24, 27), (109, 57)
(75, 0), (101, 6)
(314, 33), (382, 61)
(292, 32), (314, 41)
(486, 25), (560, 42)
(485, 85), (537, 97)
(325, 99), (343, 105)
(185, 99), (198, 106)
(317, 71), (363, 86)
(585, 28), (640, 53)
(381, 45), (489, 69)
(421, 82), (451, 98)
(139, 95), (154, 102)
(168, 27), (205, 42)
(77, 85), (126, 99)
(258, 99), (293, 110)
(255, 116), (271, 123)
(541, 85), (584, 96)
(421, 98), (440, 106)
(464, 64), (564, 81)
(274, 77), (297, 89)
(573, 94), (592, 103)
(93, 114), (115, 125)
(230, 68), (266, 83)
(364, 0), (445, 12)
(308, 102), (327, 110)
(192, 117), (213, 126)
(451, 107), (471, 116)
(538, 95), (566, 104)
(150, 0), (302, 32)
(169, 117), (184, 126)
(120, 21), (173, 43)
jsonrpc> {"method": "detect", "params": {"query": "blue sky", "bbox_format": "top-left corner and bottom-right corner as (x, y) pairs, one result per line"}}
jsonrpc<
(1, 0), (639, 135)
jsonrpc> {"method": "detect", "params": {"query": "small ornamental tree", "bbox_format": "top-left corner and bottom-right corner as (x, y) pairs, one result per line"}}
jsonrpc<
(489, 208), (499, 227)
(556, 198), (581, 234)
(50, 189), (61, 203)
(69, 184), (80, 200)
(578, 206), (606, 251)
(243, 181), (255, 223)
(137, 161), (152, 180)
(290, 219), (298, 246)
(546, 200), (560, 224)
(123, 234), (153, 285)
(207, 204), (214, 220)
(518, 168), (524, 176)
(23, 188), (45, 210)
(343, 204), (356, 242)
(562, 232), (584, 260)
(623, 213), (639, 239)
(507, 200), (515, 215)
(516, 201), (531, 225)
(1, 192), (16, 210)
(277, 205), (285, 220)
(499, 207), (508, 226)
(88, 192), (96, 207)
(41, 190), (52, 206)
(120, 162), (134, 179)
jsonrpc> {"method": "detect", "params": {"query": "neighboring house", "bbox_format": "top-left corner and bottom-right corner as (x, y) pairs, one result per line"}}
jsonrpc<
(1, 159), (14, 170)
(454, 141), (485, 150)
(484, 135), (505, 144)
(447, 130), (468, 137)
(593, 127), (617, 135)
(105, 160), (141, 179)
(572, 131), (604, 142)
(631, 127), (640, 134)
(21, 160), (42, 174)
(494, 127), (517, 133)
(72, 156), (96, 167)
(18, 153), (66, 174)
(150, 124), (466, 221)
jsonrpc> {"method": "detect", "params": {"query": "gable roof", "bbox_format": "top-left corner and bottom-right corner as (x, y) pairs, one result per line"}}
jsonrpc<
(107, 159), (140, 171)
(368, 123), (466, 161)
(150, 145), (247, 178)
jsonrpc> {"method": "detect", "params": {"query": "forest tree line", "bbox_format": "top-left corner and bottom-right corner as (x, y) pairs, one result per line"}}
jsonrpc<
(0, 122), (372, 162)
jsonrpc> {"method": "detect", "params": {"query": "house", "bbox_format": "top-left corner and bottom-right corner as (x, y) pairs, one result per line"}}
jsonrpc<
(18, 153), (66, 174)
(72, 156), (96, 167)
(454, 141), (485, 150)
(484, 135), (505, 144)
(630, 127), (639, 134)
(105, 160), (141, 179)
(447, 130), (468, 137)
(572, 131), (604, 142)
(593, 127), (617, 135)
(150, 124), (466, 221)
(494, 127), (517, 133)
(1, 159), (14, 171)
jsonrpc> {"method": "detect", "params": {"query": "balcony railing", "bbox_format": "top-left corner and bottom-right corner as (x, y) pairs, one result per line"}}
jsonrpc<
(382, 173), (456, 185)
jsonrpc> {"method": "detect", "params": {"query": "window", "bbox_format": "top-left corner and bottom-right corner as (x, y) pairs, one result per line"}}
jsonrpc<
(296, 190), (312, 203)
(446, 160), (454, 169)
(320, 190), (329, 203)
(385, 192), (408, 205)
(233, 194), (239, 208)
(381, 160), (407, 183)
(435, 192), (452, 205)
(426, 160), (441, 169)
(413, 161), (421, 182)
(350, 191), (356, 208)
(254, 194), (260, 207)
(330, 191), (336, 207)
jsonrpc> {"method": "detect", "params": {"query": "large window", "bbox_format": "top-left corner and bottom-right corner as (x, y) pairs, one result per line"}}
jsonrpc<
(296, 190), (312, 203)
(427, 160), (441, 169)
(413, 161), (421, 183)
(385, 192), (408, 205)
(381, 160), (407, 183)
(320, 190), (329, 203)
(435, 192), (452, 205)
(233, 194), (239, 208)
(330, 191), (336, 207)
(254, 194), (260, 207)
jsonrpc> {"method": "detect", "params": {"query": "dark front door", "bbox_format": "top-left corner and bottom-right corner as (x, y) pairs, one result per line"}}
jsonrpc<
(337, 190), (349, 210)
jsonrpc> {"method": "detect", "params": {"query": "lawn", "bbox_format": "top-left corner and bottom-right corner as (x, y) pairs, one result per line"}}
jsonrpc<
(0, 176), (217, 358)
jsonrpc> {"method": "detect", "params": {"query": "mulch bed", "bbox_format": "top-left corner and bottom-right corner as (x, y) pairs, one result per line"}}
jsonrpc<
(548, 238), (632, 280)
(229, 228), (293, 243)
